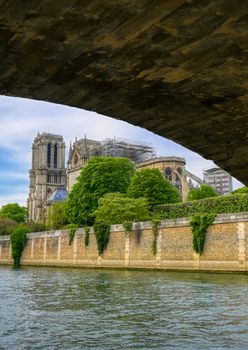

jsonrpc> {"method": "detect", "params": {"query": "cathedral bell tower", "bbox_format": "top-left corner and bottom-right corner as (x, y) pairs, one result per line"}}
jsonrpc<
(27, 132), (66, 222)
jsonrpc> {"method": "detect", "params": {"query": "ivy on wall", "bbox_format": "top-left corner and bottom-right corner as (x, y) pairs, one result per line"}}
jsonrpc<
(84, 226), (90, 247)
(190, 214), (215, 255)
(10, 226), (29, 267)
(94, 221), (110, 256)
(123, 221), (132, 234)
(63, 224), (78, 245)
(151, 220), (160, 255)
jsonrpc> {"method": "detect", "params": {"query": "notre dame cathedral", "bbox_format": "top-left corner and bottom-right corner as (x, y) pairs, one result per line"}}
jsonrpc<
(27, 133), (66, 222)
(28, 132), (192, 222)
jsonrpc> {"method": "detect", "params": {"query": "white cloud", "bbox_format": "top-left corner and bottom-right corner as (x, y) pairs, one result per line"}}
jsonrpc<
(0, 171), (27, 180)
(0, 192), (28, 207)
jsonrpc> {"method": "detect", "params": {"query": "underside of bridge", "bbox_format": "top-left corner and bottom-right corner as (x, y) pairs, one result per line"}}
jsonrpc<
(0, 0), (247, 184)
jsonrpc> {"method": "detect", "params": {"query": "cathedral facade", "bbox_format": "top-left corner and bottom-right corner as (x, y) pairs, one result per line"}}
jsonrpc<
(28, 132), (198, 222)
(28, 133), (66, 222)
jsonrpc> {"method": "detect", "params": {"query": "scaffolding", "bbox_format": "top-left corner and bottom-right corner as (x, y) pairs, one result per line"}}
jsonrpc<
(101, 137), (155, 163)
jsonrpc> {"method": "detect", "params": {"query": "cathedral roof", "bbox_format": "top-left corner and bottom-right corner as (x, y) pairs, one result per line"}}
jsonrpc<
(47, 186), (68, 203)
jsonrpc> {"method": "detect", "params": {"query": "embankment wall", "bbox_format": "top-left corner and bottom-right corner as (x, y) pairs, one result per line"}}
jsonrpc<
(0, 213), (248, 272)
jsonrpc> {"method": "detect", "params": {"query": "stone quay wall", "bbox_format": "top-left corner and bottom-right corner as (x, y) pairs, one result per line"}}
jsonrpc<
(0, 213), (248, 272)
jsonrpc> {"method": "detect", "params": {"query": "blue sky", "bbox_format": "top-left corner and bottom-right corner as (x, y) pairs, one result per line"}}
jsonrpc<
(0, 95), (243, 207)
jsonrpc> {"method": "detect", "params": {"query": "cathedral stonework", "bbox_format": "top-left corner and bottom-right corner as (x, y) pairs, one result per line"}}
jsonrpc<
(27, 132), (219, 222)
(27, 133), (66, 222)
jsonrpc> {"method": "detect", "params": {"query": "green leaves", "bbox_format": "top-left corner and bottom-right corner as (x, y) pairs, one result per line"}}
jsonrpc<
(190, 214), (215, 255)
(47, 202), (68, 229)
(84, 226), (90, 247)
(0, 217), (18, 236)
(187, 184), (218, 201)
(93, 193), (150, 225)
(10, 226), (30, 267)
(232, 187), (248, 195)
(128, 168), (181, 210)
(66, 157), (135, 225)
(63, 224), (78, 245)
(93, 221), (110, 256)
(0, 203), (27, 223)
(154, 194), (248, 220)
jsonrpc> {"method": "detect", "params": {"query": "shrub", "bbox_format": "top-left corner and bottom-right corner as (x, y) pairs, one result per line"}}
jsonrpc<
(232, 187), (248, 194)
(27, 221), (47, 233)
(154, 194), (248, 220)
(10, 226), (30, 267)
(47, 202), (68, 229)
(187, 184), (218, 201)
(0, 217), (18, 236)
(93, 193), (150, 225)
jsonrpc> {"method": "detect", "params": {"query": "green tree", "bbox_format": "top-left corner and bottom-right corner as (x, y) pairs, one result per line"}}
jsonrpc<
(0, 203), (27, 223)
(47, 202), (68, 229)
(66, 157), (135, 225)
(232, 187), (248, 194)
(0, 217), (18, 236)
(93, 193), (150, 225)
(187, 184), (218, 201)
(127, 168), (181, 210)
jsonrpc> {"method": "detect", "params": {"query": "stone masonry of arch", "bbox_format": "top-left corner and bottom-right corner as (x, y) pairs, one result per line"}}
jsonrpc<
(0, 1), (248, 185)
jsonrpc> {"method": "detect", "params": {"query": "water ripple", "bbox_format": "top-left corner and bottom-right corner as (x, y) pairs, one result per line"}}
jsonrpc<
(0, 267), (248, 349)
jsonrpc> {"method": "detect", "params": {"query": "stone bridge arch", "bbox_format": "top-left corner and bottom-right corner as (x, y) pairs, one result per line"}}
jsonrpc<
(0, 0), (247, 184)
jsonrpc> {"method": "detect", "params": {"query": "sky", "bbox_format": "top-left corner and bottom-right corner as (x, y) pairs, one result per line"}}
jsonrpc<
(0, 95), (243, 207)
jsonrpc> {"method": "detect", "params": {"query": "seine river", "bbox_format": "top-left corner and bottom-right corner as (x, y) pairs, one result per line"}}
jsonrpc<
(0, 267), (248, 350)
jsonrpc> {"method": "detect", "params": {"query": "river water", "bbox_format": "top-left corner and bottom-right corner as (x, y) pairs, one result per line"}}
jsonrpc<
(0, 266), (248, 350)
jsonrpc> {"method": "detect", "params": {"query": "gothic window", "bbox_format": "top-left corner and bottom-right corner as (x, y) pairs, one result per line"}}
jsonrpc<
(165, 167), (172, 181)
(54, 173), (58, 183)
(175, 174), (182, 190)
(54, 144), (58, 168)
(47, 143), (51, 168)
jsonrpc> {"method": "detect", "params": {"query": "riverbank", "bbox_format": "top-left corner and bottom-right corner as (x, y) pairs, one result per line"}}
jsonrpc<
(1, 212), (248, 272)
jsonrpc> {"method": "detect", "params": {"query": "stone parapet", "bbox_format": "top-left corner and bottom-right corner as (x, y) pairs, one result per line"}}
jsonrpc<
(1, 212), (248, 272)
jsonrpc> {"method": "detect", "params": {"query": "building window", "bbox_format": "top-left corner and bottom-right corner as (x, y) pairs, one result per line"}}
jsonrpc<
(47, 143), (51, 168)
(54, 144), (58, 168)
(165, 167), (172, 181)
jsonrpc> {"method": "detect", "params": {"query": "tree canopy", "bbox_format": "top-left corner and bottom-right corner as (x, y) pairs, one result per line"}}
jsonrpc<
(93, 193), (150, 225)
(0, 217), (18, 236)
(187, 184), (218, 201)
(0, 203), (27, 223)
(127, 168), (181, 210)
(66, 157), (136, 225)
(47, 202), (68, 229)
